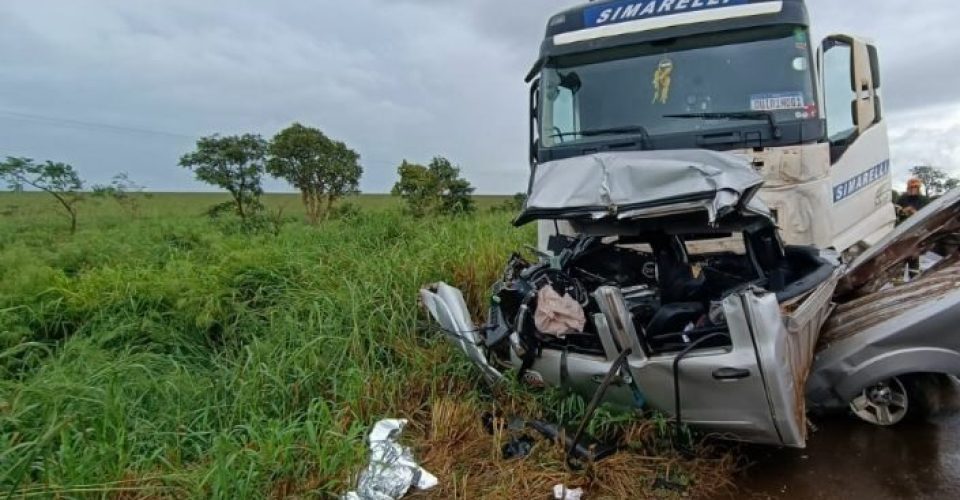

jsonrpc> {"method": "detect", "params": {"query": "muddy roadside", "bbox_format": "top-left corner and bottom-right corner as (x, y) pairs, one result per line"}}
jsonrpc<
(722, 378), (960, 499)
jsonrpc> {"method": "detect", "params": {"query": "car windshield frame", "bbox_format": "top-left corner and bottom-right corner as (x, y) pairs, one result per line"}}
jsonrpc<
(538, 25), (820, 151)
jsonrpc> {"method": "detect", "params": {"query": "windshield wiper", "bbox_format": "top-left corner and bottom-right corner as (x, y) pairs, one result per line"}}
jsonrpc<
(551, 125), (650, 143)
(664, 111), (782, 139)
(580, 125), (649, 138)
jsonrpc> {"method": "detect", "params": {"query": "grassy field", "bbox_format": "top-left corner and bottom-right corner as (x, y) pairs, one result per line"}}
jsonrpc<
(0, 192), (732, 498)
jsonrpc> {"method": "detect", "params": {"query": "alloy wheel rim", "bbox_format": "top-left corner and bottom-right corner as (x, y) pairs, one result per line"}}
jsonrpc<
(850, 377), (909, 426)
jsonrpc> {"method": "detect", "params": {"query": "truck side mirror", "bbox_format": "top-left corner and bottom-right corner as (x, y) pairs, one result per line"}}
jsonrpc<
(529, 78), (541, 168)
(820, 35), (882, 145)
(849, 39), (878, 131)
(868, 44), (882, 122)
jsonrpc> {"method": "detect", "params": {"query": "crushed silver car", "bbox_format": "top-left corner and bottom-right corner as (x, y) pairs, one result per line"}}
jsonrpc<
(421, 151), (960, 448)
(423, 151), (839, 447)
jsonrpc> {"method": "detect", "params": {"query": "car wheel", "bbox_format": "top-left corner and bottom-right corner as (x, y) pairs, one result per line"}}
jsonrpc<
(849, 376), (911, 426)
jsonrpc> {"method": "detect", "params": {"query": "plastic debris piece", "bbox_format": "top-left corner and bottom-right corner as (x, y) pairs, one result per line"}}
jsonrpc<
(501, 435), (535, 460)
(521, 370), (547, 388)
(553, 484), (584, 500)
(342, 419), (438, 500)
(534, 286), (586, 336)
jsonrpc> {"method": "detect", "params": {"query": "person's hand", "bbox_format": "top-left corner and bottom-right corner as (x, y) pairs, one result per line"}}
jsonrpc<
(902, 206), (918, 217)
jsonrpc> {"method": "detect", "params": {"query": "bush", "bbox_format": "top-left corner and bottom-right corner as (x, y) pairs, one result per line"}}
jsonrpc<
(490, 192), (527, 213)
(391, 156), (476, 217)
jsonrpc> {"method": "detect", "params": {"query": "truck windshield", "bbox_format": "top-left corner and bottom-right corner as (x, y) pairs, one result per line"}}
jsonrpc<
(540, 25), (816, 148)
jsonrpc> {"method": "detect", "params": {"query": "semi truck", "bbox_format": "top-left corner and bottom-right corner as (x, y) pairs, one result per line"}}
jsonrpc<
(421, 0), (960, 448)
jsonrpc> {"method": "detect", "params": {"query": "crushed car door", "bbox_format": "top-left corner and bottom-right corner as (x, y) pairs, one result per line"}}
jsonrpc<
(631, 290), (790, 447)
(740, 276), (838, 448)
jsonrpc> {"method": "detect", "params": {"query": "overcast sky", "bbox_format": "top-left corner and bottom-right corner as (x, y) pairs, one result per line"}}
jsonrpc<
(1, 0), (958, 193)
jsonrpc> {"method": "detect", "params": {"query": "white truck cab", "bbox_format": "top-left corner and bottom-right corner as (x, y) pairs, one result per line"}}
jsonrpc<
(528, 0), (894, 255)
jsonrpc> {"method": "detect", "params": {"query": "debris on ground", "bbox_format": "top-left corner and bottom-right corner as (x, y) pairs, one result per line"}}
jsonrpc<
(415, 399), (736, 499)
(342, 419), (438, 500)
(482, 412), (618, 464)
(553, 484), (585, 500)
(502, 434), (536, 460)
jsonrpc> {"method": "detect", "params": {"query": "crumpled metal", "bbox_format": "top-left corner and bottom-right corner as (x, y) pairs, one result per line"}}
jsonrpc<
(534, 286), (586, 336)
(342, 419), (438, 500)
(516, 149), (770, 226)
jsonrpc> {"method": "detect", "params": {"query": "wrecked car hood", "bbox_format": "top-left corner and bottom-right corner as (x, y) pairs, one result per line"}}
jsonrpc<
(516, 149), (769, 226)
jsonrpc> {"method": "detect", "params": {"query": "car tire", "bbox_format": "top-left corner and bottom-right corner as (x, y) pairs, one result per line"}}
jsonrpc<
(848, 375), (927, 426)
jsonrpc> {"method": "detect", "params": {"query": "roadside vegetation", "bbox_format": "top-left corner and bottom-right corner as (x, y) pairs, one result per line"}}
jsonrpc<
(0, 125), (735, 498)
(0, 193), (734, 498)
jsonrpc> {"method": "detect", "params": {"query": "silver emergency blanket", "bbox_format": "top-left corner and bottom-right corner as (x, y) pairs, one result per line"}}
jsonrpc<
(342, 419), (438, 500)
(517, 150), (768, 225)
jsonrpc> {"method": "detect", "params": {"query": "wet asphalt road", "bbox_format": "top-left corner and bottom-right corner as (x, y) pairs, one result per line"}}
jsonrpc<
(730, 379), (960, 499)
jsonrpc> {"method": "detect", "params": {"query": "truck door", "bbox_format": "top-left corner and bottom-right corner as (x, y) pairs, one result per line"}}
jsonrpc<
(819, 35), (896, 251)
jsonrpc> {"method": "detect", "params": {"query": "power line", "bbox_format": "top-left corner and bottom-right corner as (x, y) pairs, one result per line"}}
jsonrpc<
(0, 109), (197, 140)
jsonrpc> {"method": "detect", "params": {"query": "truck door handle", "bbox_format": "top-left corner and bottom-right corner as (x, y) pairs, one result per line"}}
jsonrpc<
(713, 367), (751, 381)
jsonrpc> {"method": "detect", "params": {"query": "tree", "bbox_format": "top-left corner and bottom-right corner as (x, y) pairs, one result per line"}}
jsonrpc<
(945, 177), (960, 192)
(391, 156), (475, 217)
(267, 123), (363, 224)
(0, 157), (84, 233)
(179, 134), (267, 221)
(391, 161), (435, 218)
(92, 172), (151, 217)
(910, 166), (949, 198)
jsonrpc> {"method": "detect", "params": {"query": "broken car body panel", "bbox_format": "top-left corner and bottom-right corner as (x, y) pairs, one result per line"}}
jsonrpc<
(742, 276), (839, 445)
(805, 188), (960, 413)
(809, 264), (960, 411)
(420, 284), (502, 384)
(837, 188), (960, 298)
(517, 150), (768, 227)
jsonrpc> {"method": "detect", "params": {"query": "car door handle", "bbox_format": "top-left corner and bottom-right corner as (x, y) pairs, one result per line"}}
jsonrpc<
(713, 367), (751, 381)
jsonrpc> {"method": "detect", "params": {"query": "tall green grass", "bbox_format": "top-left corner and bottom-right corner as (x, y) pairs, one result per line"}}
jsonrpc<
(0, 195), (533, 497)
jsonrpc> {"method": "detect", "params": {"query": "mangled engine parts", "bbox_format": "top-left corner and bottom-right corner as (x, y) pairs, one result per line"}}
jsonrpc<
(487, 236), (741, 383)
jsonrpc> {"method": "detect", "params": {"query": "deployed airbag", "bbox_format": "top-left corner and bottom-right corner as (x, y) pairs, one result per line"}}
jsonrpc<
(534, 286), (586, 336)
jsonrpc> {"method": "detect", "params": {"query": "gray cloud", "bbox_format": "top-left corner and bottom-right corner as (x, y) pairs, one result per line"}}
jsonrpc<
(1, 0), (958, 193)
(807, 0), (960, 113)
(888, 103), (960, 184)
